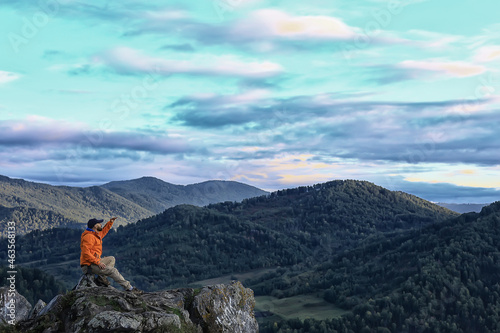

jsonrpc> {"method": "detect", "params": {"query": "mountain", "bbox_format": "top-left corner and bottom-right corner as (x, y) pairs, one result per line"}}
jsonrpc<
(0, 205), (81, 235)
(256, 202), (500, 332)
(5, 179), (500, 332)
(0, 175), (152, 235)
(1, 180), (458, 292)
(437, 202), (488, 213)
(101, 176), (269, 213)
(0, 175), (268, 236)
(0, 179), (466, 332)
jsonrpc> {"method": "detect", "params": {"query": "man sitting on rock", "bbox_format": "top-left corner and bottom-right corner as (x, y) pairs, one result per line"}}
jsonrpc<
(80, 217), (143, 295)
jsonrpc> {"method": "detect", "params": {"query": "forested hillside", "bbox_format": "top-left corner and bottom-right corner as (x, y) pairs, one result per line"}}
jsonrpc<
(2, 179), (474, 332)
(0, 205), (80, 235)
(257, 202), (500, 333)
(0, 175), (267, 235)
(0, 266), (67, 305)
(0, 175), (153, 235)
(209, 180), (457, 258)
(1, 180), (457, 291)
(101, 177), (268, 213)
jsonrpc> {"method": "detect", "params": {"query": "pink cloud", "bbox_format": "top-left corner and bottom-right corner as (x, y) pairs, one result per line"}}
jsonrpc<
(232, 9), (356, 40)
(398, 60), (486, 78)
(474, 45), (500, 63)
(0, 116), (191, 154)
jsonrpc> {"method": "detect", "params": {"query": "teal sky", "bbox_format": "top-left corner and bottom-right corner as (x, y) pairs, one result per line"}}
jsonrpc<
(1, 0), (500, 203)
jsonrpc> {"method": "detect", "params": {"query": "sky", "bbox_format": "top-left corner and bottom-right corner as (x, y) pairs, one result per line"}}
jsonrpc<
(1, 0), (500, 203)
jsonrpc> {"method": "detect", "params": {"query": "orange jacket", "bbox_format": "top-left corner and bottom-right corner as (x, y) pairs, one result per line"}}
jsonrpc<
(80, 220), (113, 266)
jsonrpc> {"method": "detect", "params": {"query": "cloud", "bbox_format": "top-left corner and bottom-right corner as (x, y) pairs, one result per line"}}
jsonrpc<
(167, 90), (500, 168)
(365, 59), (491, 84)
(404, 30), (462, 49)
(363, 65), (415, 84)
(474, 45), (500, 62)
(159, 43), (196, 52)
(171, 89), (271, 107)
(127, 8), (359, 53)
(383, 178), (500, 204)
(168, 89), (282, 128)
(48, 63), (95, 76)
(95, 47), (284, 78)
(231, 9), (356, 41)
(0, 70), (21, 84)
(0, 116), (193, 155)
(398, 60), (487, 78)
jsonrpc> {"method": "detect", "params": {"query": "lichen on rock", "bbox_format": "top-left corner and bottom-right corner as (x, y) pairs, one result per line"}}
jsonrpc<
(190, 281), (258, 333)
(6, 280), (258, 333)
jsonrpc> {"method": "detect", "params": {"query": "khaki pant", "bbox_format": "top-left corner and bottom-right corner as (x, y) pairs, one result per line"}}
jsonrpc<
(81, 256), (132, 290)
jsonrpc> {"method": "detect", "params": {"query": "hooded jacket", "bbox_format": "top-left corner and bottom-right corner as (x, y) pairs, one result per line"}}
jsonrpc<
(80, 220), (113, 266)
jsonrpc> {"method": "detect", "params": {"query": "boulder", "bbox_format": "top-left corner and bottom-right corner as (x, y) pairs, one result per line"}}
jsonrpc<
(28, 299), (47, 319)
(191, 281), (258, 333)
(13, 281), (258, 333)
(0, 287), (32, 325)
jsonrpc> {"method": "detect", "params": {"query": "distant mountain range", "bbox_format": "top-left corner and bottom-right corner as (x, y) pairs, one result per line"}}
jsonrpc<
(0, 175), (268, 236)
(436, 202), (488, 213)
(101, 177), (268, 213)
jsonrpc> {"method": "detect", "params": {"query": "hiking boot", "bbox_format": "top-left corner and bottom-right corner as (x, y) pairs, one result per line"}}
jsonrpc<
(94, 275), (110, 287)
(127, 287), (144, 295)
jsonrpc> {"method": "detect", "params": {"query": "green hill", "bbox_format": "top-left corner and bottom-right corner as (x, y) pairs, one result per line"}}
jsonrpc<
(0, 205), (81, 236)
(255, 202), (500, 333)
(209, 180), (457, 257)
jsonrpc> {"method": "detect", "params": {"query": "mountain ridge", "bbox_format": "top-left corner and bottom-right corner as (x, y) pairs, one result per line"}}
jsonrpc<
(0, 174), (268, 236)
(436, 202), (488, 213)
(2, 179), (458, 291)
(1, 179), (473, 332)
(101, 176), (268, 213)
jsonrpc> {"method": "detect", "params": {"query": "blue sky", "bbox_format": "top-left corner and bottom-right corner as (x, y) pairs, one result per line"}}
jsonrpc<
(1, 0), (500, 203)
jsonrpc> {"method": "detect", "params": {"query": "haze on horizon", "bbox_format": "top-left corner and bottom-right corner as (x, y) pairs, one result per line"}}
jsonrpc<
(1, 0), (499, 204)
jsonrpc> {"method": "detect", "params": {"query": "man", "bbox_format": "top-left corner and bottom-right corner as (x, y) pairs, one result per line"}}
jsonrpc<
(80, 217), (143, 294)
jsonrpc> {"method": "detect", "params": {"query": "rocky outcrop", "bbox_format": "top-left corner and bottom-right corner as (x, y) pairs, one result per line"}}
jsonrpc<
(0, 287), (32, 325)
(28, 299), (46, 320)
(191, 283), (258, 333)
(8, 281), (258, 332)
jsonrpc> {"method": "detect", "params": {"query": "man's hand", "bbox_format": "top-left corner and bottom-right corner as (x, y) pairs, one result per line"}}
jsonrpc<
(98, 262), (107, 269)
(109, 217), (117, 222)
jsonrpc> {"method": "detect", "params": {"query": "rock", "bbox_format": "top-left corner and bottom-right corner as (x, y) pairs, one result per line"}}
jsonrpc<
(87, 311), (143, 332)
(13, 281), (258, 333)
(0, 287), (32, 325)
(28, 299), (46, 319)
(141, 311), (181, 331)
(72, 272), (98, 290)
(37, 294), (64, 317)
(191, 281), (259, 333)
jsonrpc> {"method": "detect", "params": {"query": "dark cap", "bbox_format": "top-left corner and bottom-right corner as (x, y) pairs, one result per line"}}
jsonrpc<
(87, 218), (104, 229)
